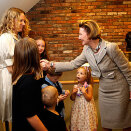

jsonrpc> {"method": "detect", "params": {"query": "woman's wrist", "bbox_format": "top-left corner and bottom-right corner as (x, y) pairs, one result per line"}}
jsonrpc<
(50, 61), (55, 68)
(50, 62), (54, 68)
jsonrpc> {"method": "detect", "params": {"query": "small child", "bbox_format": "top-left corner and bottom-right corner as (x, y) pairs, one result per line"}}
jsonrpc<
(70, 66), (98, 131)
(38, 86), (66, 131)
(41, 68), (70, 118)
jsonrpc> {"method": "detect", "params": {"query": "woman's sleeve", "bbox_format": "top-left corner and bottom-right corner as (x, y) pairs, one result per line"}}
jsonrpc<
(111, 43), (131, 92)
(55, 47), (87, 72)
(0, 33), (15, 67)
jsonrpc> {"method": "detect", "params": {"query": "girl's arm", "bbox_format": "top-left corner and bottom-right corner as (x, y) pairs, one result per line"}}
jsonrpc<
(27, 115), (48, 131)
(80, 84), (93, 102)
(70, 85), (78, 101)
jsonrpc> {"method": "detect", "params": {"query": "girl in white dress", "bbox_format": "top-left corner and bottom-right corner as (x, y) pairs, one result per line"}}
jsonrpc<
(0, 7), (30, 130)
(70, 66), (98, 131)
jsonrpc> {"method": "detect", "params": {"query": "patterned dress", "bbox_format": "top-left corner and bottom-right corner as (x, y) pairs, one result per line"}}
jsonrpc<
(71, 86), (98, 131)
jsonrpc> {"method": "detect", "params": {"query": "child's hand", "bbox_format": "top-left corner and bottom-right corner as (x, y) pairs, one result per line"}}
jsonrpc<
(58, 94), (67, 101)
(70, 85), (78, 101)
(72, 85), (78, 94)
(80, 86), (87, 94)
(65, 90), (70, 96)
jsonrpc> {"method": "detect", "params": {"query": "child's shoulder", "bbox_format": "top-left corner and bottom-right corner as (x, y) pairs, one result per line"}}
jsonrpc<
(87, 84), (93, 91)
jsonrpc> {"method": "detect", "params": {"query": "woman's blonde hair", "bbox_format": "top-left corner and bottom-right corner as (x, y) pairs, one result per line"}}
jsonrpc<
(79, 20), (101, 40)
(0, 7), (30, 37)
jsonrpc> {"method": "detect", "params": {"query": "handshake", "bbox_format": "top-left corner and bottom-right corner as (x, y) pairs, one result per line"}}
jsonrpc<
(40, 59), (55, 71)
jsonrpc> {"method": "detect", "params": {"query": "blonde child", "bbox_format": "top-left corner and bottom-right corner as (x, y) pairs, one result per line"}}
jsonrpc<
(70, 66), (98, 131)
(38, 86), (66, 131)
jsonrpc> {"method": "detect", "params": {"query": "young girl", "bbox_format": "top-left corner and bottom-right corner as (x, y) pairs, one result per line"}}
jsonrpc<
(70, 66), (97, 131)
(34, 36), (49, 77)
(12, 37), (47, 131)
(34, 36), (49, 60)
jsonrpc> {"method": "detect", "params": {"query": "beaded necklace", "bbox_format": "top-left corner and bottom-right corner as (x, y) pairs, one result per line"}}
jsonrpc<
(92, 39), (102, 53)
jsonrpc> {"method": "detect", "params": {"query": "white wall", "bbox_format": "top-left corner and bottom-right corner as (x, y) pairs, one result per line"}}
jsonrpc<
(0, 0), (40, 18)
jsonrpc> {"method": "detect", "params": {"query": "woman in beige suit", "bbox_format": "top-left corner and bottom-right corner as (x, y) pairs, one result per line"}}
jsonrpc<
(42, 20), (131, 131)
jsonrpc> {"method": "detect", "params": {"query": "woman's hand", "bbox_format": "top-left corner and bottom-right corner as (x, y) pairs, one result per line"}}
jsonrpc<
(40, 59), (50, 71)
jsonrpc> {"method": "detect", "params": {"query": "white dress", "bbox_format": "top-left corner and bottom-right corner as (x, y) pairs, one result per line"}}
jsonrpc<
(0, 32), (18, 122)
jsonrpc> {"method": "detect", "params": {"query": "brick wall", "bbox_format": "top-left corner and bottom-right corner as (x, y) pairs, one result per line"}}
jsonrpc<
(26, 0), (131, 61)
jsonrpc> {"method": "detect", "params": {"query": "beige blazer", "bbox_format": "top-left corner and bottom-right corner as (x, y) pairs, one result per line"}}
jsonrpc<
(55, 39), (131, 91)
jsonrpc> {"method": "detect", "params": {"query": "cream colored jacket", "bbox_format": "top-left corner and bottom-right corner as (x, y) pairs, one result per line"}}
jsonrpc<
(55, 39), (131, 91)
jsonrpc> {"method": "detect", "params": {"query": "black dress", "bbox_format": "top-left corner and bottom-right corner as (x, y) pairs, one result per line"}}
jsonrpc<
(12, 74), (43, 131)
(38, 108), (66, 131)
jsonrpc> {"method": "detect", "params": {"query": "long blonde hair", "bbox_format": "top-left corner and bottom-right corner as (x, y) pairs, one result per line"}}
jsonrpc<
(0, 7), (30, 37)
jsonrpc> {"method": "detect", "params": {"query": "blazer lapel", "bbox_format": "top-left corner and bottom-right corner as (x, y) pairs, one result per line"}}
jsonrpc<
(86, 46), (97, 66)
(97, 40), (107, 64)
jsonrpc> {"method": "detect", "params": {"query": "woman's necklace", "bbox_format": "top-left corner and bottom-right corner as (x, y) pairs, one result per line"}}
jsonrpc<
(92, 39), (102, 53)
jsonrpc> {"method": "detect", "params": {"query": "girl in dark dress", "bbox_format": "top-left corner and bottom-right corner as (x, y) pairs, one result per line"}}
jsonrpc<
(12, 37), (47, 131)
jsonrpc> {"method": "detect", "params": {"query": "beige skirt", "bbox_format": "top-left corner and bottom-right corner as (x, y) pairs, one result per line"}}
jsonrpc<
(99, 76), (131, 129)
